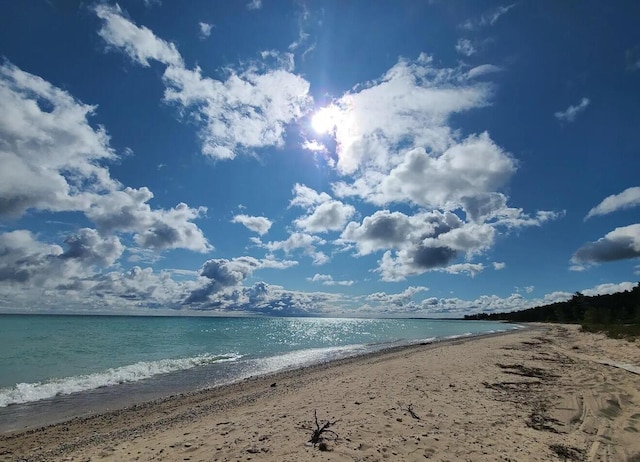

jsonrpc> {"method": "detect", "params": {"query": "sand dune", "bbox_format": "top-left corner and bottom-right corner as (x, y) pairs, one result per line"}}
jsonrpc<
(1, 324), (638, 461)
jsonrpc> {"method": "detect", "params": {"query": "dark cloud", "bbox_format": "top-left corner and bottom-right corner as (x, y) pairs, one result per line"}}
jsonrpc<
(184, 257), (261, 304)
(61, 228), (123, 267)
(461, 193), (507, 223)
(411, 245), (457, 269)
(573, 224), (640, 264)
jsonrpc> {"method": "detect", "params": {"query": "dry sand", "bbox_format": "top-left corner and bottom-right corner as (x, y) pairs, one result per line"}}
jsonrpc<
(1, 324), (639, 462)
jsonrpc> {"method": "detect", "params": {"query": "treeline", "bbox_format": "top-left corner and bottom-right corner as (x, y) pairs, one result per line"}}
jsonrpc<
(465, 283), (640, 339)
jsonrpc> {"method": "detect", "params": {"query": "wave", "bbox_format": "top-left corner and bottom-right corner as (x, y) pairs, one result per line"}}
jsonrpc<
(0, 353), (241, 408)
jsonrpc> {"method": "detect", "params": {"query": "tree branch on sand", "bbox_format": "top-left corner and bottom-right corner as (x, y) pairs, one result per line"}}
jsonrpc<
(405, 403), (421, 420)
(308, 410), (338, 449)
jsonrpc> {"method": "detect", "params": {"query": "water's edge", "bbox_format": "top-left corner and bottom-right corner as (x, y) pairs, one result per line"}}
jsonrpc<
(0, 326), (528, 435)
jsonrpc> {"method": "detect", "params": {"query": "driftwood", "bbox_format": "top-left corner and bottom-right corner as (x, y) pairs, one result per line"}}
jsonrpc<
(405, 403), (421, 420)
(308, 410), (338, 448)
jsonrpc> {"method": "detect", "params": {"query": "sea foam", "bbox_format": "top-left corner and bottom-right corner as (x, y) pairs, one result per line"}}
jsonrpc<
(0, 353), (240, 407)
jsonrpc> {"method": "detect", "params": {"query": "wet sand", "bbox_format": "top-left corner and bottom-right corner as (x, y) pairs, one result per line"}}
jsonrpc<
(1, 324), (639, 461)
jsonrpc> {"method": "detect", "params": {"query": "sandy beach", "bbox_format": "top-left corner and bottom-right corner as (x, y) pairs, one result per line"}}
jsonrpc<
(1, 324), (639, 462)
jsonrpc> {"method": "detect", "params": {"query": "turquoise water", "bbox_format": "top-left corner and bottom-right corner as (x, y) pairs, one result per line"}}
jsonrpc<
(0, 314), (517, 430)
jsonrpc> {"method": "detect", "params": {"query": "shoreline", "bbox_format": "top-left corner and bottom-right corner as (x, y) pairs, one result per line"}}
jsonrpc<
(0, 325), (521, 433)
(1, 324), (639, 461)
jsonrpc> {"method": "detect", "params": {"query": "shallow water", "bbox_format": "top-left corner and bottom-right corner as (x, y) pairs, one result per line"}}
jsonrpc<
(0, 314), (517, 432)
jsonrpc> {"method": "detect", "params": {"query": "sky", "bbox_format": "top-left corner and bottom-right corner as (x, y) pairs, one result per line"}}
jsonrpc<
(0, 0), (639, 317)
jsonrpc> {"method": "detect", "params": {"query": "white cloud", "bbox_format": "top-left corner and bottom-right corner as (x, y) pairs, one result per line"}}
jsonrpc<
(289, 183), (332, 208)
(307, 274), (354, 286)
(86, 188), (211, 252)
(91, 266), (184, 305)
(231, 214), (273, 235)
(199, 22), (213, 39)
(322, 54), (490, 176)
(461, 4), (517, 30)
(554, 97), (590, 123)
(61, 228), (124, 267)
(585, 186), (640, 219)
(493, 262), (506, 270)
(247, 0), (262, 10)
(0, 62), (210, 254)
(301, 139), (327, 153)
(289, 184), (355, 233)
(467, 64), (502, 79)
(340, 209), (496, 281)
(456, 38), (476, 56)
(0, 62), (117, 217)
(288, 2), (315, 58)
(0, 229), (123, 289)
(572, 224), (640, 267)
(95, 4), (183, 67)
(263, 232), (328, 265)
(164, 60), (311, 160)
(367, 286), (429, 308)
(377, 133), (515, 209)
(295, 200), (355, 233)
(441, 263), (485, 277)
(318, 55), (557, 238)
(581, 282), (636, 296)
(95, 5), (312, 161)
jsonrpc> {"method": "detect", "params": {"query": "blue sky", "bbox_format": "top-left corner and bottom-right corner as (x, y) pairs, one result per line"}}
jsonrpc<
(0, 0), (639, 317)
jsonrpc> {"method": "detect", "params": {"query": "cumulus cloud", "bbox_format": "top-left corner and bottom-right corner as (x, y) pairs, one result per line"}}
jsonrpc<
(163, 62), (310, 160)
(87, 188), (211, 252)
(377, 134), (515, 209)
(319, 55), (557, 236)
(0, 62), (117, 217)
(554, 97), (590, 123)
(585, 186), (640, 219)
(184, 256), (298, 305)
(321, 54), (490, 177)
(61, 228), (124, 267)
(95, 5), (312, 160)
(231, 214), (273, 235)
(247, 0), (262, 10)
(0, 230), (63, 285)
(0, 61), (209, 254)
(261, 232), (328, 265)
(340, 209), (496, 281)
(295, 200), (355, 233)
(493, 262), (506, 270)
(0, 229), (122, 289)
(290, 183), (332, 208)
(572, 224), (640, 267)
(340, 210), (455, 256)
(367, 286), (428, 308)
(289, 184), (355, 233)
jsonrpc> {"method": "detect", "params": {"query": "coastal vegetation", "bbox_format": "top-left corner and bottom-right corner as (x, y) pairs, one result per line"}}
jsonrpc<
(464, 283), (640, 340)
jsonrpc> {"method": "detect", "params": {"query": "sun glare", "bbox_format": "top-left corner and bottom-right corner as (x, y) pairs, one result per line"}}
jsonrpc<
(311, 105), (339, 135)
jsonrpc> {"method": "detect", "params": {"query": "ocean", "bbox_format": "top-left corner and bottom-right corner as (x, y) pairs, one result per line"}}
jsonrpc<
(0, 314), (518, 432)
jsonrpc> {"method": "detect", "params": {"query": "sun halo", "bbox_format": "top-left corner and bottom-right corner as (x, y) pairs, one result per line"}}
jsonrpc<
(310, 105), (340, 135)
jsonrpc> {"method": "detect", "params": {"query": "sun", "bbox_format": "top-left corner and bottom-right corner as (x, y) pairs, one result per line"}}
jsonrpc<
(311, 105), (340, 135)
